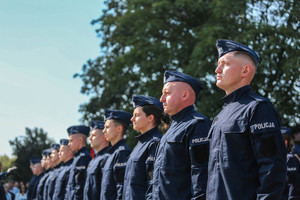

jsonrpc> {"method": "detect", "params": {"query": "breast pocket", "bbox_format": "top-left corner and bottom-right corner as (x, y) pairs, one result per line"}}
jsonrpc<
(221, 119), (251, 164)
(165, 132), (188, 170)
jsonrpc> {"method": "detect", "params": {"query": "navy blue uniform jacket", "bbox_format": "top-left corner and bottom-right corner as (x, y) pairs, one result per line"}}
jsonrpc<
(83, 146), (109, 200)
(100, 139), (131, 200)
(53, 159), (73, 200)
(64, 146), (91, 200)
(151, 105), (211, 200)
(207, 85), (287, 200)
(123, 127), (162, 200)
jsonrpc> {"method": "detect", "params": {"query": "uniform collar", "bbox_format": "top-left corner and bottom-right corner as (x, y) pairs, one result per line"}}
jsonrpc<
(171, 105), (194, 121)
(74, 146), (87, 157)
(64, 158), (73, 166)
(108, 139), (125, 154)
(135, 127), (159, 142)
(95, 146), (109, 157)
(222, 85), (251, 104)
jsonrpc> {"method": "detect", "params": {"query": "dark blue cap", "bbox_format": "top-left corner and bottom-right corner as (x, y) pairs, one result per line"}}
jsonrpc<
(216, 39), (260, 64)
(90, 120), (105, 130)
(164, 70), (203, 97)
(51, 143), (60, 150)
(30, 156), (41, 164)
(293, 144), (300, 154)
(281, 127), (292, 136)
(132, 95), (163, 111)
(42, 148), (52, 157)
(104, 109), (132, 126)
(67, 125), (90, 137)
(60, 139), (69, 145)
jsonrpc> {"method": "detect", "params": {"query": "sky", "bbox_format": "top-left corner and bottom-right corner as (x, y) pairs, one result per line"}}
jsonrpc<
(0, 0), (105, 156)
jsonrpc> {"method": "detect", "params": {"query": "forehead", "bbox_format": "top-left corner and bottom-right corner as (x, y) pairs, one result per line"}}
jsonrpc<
(163, 82), (177, 90)
(133, 106), (143, 113)
(91, 129), (102, 135)
(218, 52), (237, 63)
(105, 119), (113, 126)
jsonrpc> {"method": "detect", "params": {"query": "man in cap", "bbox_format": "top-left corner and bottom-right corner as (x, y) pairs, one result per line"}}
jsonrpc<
(65, 125), (91, 200)
(83, 120), (110, 200)
(28, 156), (44, 200)
(150, 70), (211, 200)
(206, 39), (287, 199)
(281, 127), (300, 200)
(100, 109), (132, 200)
(53, 139), (74, 200)
(45, 143), (63, 200)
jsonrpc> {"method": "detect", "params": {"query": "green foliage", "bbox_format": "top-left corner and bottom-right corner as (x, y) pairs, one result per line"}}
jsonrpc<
(75, 0), (300, 146)
(0, 154), (16, 172)
(9, 127), (54, 182)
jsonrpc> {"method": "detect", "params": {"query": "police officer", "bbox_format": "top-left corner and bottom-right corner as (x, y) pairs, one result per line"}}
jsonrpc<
(42, 148), (56, 200)
(207, 39), (287, 199)
(34, 149), (51, 200)
(52, 139), (74, 200)
(100, 109), (132, 200)
(46, 143), (62, 200)
(64, 125), (91, 200)
(123, 95), (170, 200)
(281, 127), (300, 200)
(151, 70), (211, 200)
(28, 156), (44, 200)
(83, 121), (110, 200)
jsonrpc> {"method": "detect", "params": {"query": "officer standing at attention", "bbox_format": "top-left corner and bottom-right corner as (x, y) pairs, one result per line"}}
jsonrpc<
(28, 157), (44, 200)
(206, 39), (287, 199)
(42, 148), (56, 200)
(100, 109), (132, 200)
(46, 143), (62, 200)
(83, 120), (110, 200)
(65, 125), (91, 200)
(34, 149), (51, 200)
(151, 70), (211, 200)
(52, 139), (74, 200)
(123, 95), (170, 200)
(281, 127), (300, 200)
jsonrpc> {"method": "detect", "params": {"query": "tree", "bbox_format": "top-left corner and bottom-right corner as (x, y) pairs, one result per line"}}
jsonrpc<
(74, 0), (299, 141)
(0, 154), (16, 172)
(9, 127), (54, 182)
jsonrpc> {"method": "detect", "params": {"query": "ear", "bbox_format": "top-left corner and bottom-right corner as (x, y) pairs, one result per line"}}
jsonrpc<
(182, 90), (190, 101)
(147, 114), (155, 123)
(116, 124), (123, 133)
(241, 65), (252, 77)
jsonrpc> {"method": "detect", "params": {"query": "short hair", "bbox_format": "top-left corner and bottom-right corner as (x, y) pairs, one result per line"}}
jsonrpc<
(111, 119), (128, 135)
(233, 51), (258, 68)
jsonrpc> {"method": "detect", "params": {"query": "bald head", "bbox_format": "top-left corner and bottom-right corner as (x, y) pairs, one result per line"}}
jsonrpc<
(160, 81), (196, 116)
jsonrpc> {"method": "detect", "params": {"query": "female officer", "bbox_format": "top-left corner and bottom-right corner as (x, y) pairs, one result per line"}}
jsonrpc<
(122, 95), (170, 200)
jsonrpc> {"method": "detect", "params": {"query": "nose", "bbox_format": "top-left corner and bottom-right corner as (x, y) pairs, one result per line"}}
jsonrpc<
(215, 64), (222, 74)
(131, 116), (135, 122)
(160, 94), (165, 102)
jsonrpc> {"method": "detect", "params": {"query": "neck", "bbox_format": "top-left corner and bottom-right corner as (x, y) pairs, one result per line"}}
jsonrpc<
(95, 143), (109, 153)
(140, 124), (156, 134)
(110, 135), (123, 146)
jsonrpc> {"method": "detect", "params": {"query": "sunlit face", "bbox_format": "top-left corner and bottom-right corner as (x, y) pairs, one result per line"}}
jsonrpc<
(160, 82), (183, 116)
(51, 149), (59, 163)
(103, 120), (119, 142)
(215, 52), (243, 93)
(41, 156), (47, 168)
(68, 134), (81, 152)
(58, 145), (73, 163)
(89, 129), (104, 149)
(131, 107), (151, 133)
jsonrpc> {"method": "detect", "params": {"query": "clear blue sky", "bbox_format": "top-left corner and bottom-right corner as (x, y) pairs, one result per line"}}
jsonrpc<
(0, 0), (105, 156)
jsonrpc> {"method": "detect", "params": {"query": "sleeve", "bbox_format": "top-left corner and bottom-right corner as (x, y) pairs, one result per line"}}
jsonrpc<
(0, 172), (7, 180)
(73, 155), (91, 200)
(0, 183), (7, 200)
(113, 149), (131, 200)
(287, 155), (300, 199)
(249, 103), (287, 199)
(188, 119), (211, 200)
